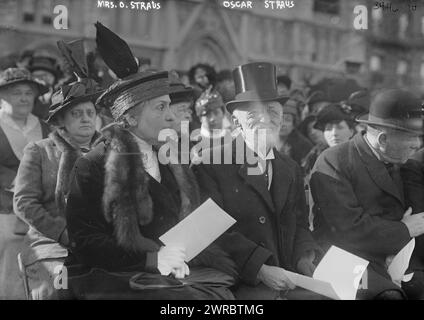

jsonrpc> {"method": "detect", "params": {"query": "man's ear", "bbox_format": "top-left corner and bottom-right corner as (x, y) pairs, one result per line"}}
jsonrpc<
(231, 114), (241, 129)
(377, 131), (387, 149)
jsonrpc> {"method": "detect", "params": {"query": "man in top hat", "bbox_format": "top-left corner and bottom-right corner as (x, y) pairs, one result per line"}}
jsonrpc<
(193, 62), (321, 300)
(310, 89), (424, 299)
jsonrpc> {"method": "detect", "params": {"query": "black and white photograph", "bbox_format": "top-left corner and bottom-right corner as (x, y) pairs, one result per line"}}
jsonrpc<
(0, 0), (424, 307)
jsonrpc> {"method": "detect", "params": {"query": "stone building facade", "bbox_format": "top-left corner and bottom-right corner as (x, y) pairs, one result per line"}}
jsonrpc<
(0, 0), (423, 93)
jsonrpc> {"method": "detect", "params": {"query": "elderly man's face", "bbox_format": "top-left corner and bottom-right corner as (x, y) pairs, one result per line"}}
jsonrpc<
(0, 83), (37, 119)
(232, 101), (283, 153)
(133, 95), (175, 146)
(383, 129), (422, 163)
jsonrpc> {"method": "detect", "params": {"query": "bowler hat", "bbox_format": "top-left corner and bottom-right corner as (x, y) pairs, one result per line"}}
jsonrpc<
(225, 62), (289, 113)
(356, 89), (423, 134)
(0, 68), (48, 95)
(47, 79), (103, 123)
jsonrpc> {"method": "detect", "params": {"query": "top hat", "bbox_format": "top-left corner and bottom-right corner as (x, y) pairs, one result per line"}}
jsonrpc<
(225, 62), (289, 114)
(47, 78), (103, 123)
(0, 67), (49, 95)
(356, 89), (423, 135)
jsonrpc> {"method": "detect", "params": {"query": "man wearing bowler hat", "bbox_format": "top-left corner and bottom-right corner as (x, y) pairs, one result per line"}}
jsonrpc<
(194, 62), (321, 300)
(310, 89), (424, 299)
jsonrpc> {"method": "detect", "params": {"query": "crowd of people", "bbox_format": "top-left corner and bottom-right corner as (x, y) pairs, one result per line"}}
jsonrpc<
(0, 22), (423, 300)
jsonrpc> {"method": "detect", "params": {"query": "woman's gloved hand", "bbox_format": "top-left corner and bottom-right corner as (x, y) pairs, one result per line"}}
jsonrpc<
(157, 245), (186, 276)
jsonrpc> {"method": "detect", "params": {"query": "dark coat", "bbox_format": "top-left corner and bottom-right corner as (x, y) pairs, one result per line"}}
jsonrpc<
(277, 129), (313, 167)
(401, 148), (424, 268)
(0, 120), (50, 213)
(65, 127), (202, 272)
(310, 132), (412, 296)
(64, 127), (237, 299)
(193, 138), (318, 288)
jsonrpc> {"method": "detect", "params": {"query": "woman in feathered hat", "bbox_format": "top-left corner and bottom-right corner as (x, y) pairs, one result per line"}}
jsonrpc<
(63, 23), (236, 300)
(13, 39), (103, 300)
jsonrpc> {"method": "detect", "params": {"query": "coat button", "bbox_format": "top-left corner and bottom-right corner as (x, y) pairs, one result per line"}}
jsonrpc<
(259, 216), (266, 224)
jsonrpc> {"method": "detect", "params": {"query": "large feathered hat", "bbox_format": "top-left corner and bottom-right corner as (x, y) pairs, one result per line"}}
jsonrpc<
(46, 39), (104, 123)
(94, 22), (170, 121)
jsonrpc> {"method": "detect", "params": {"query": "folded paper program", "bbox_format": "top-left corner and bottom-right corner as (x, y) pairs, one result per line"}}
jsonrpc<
(284, 246), (369, 300)
(159, 198), (236, 262)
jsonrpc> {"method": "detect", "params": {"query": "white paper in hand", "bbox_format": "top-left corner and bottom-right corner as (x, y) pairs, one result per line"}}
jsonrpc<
(283, 246), (369, 300)
(388, 239), (415, 285)
(313, 246), (369, 300)
(159, 198), (236, 262)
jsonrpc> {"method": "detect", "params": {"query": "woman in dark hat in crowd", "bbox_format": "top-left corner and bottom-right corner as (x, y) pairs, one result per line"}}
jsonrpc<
(314, 103), (356, 148)
(63, 23), (236, 300)
(0, 67), (50, 298)
(13, 40), (103, 299)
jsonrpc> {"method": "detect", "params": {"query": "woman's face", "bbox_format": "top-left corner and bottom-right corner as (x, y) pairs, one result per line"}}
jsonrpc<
(133, 95), (175, 146)
(60, 101), (97, 142)
(323, 120), (354, 147)
(307, 120), (326, 145)
(0, 83), (37, 119)
(194, 68), (209, 89)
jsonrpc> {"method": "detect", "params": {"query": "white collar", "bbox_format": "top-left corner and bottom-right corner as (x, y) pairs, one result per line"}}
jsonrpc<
(0, 108), (39, 134)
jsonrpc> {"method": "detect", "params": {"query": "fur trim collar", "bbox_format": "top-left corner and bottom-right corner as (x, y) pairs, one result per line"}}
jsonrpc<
(50, 129), (101, 214)
(102, 126), (201, 254)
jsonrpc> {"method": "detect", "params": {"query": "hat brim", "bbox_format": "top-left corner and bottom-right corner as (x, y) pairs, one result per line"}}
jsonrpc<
(356, 113), (423, 135)
(0, 79), (49, 95)
(46, 91), (103, 124)
(225, 95), (290, 114)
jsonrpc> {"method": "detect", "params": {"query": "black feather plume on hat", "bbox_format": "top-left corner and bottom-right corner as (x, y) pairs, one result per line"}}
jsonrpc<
(95, 21), (138, 79)
(57, 39), (89, 79)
